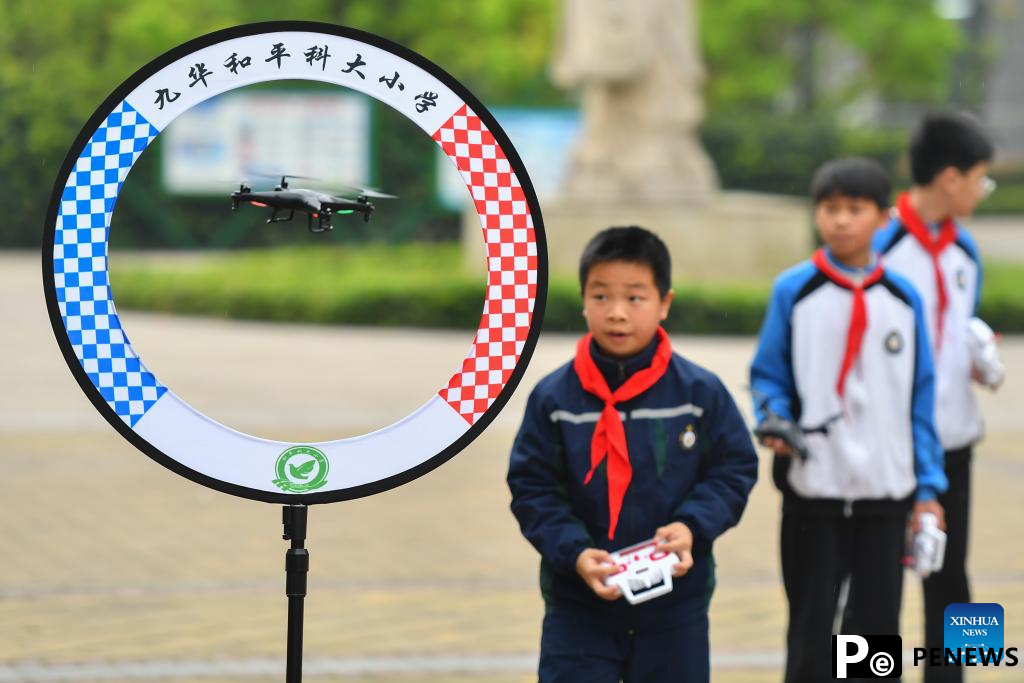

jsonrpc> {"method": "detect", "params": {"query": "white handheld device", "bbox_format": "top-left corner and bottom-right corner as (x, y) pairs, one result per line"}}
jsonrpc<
(912, 512), (947, 578)
(603, 539), (680, 605)
(967, 317), (1006, 388)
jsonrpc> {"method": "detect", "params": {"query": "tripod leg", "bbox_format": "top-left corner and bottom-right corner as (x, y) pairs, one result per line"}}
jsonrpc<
(283, 505), (309, 683)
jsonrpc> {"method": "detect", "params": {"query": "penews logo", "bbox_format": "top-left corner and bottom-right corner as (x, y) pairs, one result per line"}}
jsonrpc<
(272, 446), (329, 493)
(833, 635), (902, 678)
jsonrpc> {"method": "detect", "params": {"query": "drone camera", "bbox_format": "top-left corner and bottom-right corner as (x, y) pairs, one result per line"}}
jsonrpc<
(307, 211), (334, 233)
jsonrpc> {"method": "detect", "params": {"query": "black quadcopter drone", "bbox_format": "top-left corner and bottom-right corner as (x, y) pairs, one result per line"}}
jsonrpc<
(230, 175), (396, 233)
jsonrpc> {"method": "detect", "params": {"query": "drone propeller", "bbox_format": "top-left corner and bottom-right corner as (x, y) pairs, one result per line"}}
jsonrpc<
(246, 169), (318, 182)
(241, 169), (322, 191)
(334, 183), (397, 199)
(209, 176), (273, 194)
(357, 188), (398, 199)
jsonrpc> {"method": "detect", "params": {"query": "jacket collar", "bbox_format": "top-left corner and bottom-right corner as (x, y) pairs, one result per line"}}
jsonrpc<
(589, 334), (661, 392)
(823, 247), (878, 278)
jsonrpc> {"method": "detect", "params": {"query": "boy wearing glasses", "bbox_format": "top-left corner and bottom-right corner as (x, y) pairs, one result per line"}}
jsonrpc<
(874, 111), (998, 683)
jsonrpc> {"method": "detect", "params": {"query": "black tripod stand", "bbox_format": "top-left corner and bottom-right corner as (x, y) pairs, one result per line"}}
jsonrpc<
(282, 505), (310, 683)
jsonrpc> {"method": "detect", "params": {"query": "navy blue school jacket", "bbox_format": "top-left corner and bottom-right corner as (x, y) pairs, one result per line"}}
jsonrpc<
(507, 338), (758, 628)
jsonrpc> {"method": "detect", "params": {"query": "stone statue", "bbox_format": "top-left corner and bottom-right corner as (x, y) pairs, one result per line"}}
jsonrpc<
(464, 0), (808, 282)
(552, 0), (719, 202)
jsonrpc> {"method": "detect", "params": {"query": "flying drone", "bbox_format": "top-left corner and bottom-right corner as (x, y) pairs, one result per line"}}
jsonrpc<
(231, 176), (396, 233)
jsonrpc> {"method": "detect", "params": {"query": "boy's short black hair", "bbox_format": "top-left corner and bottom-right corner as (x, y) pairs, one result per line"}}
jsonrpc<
(810, 157), (891, 208)
(910, 111), (994, 185)
(579, 226), (671, 297)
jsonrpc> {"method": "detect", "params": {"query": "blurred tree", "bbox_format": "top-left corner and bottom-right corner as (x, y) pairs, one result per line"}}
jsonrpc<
(1, 0), (559, 247)
(2, 0), (968, 247)
(701, 0), (962, 114)
(1, 0), (250, 246)
(698, 0), (965, 198)
(340, 0), (563, 244)
(341, 0), (560, 107)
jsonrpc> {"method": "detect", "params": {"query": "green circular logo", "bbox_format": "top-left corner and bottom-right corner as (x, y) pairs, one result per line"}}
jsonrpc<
(273, 446), (329, 493)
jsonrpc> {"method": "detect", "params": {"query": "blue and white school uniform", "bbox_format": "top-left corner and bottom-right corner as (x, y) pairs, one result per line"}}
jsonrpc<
(875, 212), (983, 451)
(751, 249), (946, 509)
(876, 195), (986, 681)
(750, 249), (946, 683)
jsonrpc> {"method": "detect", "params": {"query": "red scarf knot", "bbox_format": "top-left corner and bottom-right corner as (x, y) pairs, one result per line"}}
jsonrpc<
(895, 191), (957, 349)
(573, 327), (672, 540)
(812, 249), (884, 397)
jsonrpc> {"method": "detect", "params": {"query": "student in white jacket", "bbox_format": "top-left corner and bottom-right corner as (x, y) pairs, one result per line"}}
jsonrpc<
(875, 111), (998, 683)
(752, 157), (946, 683)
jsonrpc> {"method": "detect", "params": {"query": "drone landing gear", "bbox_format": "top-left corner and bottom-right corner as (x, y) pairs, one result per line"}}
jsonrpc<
(267, 208), (295, 224)
(358, 197), (374, 223)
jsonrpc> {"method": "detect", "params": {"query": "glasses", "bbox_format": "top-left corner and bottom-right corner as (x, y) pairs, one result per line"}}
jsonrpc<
(980, 176), (997, 199)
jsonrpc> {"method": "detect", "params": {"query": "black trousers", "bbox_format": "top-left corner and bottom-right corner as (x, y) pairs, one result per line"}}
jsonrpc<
(538, 605), (709, 682)
(923, 447), (973, 683)
(781, 507), (908, 683)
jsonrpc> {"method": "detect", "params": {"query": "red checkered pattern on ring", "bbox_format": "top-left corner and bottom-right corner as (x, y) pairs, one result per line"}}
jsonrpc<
(432, 104), (538, 425)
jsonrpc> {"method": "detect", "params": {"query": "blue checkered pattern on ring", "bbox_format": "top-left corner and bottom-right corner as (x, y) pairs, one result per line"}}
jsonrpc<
(54, 100), (167, 427)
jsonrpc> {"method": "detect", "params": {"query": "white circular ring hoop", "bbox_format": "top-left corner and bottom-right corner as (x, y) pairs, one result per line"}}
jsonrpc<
(43, 22), (547, 504)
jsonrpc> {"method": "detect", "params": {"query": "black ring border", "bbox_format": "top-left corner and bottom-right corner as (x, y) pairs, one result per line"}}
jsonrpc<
(42, 20), (548, 505)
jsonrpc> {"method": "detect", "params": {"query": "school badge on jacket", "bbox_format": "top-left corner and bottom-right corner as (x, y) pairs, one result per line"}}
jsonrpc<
(885, 330), (904, 354)
(679, 424), (697, 450)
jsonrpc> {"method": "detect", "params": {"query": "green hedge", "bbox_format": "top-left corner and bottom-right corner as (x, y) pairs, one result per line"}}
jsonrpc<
(110, 244), (1024, 334)
(701, 115), (1024, 214)
(701, 115), (908, 197)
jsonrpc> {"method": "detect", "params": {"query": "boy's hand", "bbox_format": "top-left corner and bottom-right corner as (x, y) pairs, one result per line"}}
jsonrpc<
(760, 436), (793, 456)
(575, 548), (621, 600)
(655, 521), (695, 578)
(911, 500), (946, 532)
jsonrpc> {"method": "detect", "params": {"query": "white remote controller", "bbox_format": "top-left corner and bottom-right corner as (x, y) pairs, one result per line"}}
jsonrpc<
(967, 317), (1005, 388)
(912, 512), (947, 578)
(603, 539), (680, 605)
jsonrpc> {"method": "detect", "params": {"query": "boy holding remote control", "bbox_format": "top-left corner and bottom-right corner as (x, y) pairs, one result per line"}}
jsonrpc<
(749, 157), (947, 682)
(874, 111), (999, 683)
(508, 226), (758, 682)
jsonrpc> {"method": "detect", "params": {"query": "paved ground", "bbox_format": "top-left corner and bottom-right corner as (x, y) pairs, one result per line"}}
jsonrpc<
(3, 251), (1024, 681)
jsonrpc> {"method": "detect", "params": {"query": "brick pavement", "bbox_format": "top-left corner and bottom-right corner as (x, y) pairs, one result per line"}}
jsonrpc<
(4, 253), (1023, 681)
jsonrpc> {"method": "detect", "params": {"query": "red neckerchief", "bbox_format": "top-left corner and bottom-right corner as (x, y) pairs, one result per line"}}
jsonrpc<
(573, 327), (672, 540)
(812, 249), (885, 397)
(896, 191), (957, 348)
